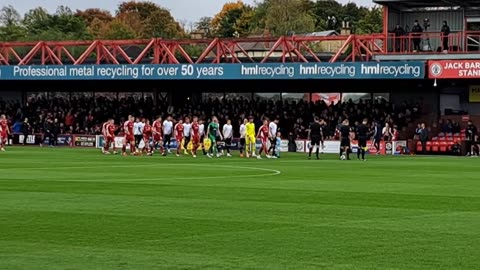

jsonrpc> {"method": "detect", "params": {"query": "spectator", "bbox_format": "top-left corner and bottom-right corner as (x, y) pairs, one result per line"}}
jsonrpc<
(441, 21), (450, 53)
(411, 20), (423, 52)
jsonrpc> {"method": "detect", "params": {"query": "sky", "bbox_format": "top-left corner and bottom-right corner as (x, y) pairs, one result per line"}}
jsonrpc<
(3, 0), (374, 23)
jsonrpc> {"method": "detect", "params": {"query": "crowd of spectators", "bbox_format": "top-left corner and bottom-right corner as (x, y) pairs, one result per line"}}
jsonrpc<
(0, 94), (423, 139)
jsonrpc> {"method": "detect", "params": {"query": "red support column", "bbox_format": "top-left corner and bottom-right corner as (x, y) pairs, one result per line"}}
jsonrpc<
(383, 5), (389, 52)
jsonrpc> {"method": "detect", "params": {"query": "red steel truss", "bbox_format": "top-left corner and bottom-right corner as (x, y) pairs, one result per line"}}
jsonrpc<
(0, 34), (389, 65)
(2, 31), (478, 65)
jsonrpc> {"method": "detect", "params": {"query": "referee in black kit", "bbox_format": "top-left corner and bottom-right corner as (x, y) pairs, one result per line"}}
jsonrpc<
(356, 118), (369, 161)
(339, 119), (351, 160)
(308, 117), (322, 160)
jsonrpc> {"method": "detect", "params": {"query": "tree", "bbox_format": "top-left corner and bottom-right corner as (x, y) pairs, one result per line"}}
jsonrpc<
(195, 16), (213, 34)
(0, 5), (21, 27)
(0, 5), (25, 41)
(116, 1), (184, 38)
(117, 1), (159, 20)
(75, 8), (113, 27)
(212, 1), (252, 37)
(22, 6), (90, 41)
(144, 9), (184, 38)
(264, 0), (316, 36)
(311, 0), (343, 31)
(356, 7), (383, 34)
(101, 18), (136, 40)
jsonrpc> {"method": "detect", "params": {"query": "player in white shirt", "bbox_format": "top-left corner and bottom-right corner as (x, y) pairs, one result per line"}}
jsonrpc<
(268, 118), (279, 158)
(133, 118), (145, 152)
(222, 120), (233, 157)
(162, 116), (173, 153)
(239, 119), (247, 157)
(182, 117), (192, 155)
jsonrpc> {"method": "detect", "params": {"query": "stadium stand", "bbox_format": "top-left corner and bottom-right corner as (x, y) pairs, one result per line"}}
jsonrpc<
(1, 94), (423, 140)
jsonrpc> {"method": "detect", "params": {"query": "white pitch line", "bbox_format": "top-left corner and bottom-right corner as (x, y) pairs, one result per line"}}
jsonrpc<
(2, 164), (281, 182)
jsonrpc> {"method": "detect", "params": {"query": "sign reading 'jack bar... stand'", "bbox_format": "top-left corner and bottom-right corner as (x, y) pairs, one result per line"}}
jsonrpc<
(428, 60), (480, 79)
(0, 62), (424, 80)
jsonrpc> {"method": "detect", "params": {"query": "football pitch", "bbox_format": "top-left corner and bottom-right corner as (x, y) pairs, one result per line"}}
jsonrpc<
(0, 148), (479, 270)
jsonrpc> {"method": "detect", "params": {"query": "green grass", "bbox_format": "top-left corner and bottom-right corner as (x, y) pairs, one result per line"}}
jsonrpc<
(0, 148), (479, 270)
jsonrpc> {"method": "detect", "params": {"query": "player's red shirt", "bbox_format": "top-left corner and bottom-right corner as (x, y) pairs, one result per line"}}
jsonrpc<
(259, 125), (269, 139)
(175, 123), (184, 138)
(152, 120), (162, 136)
(191, 122), (200, 137)
(143, 124), (152, 137)
(392, 129), (399, 141)
(0, 119), (9, 134)
(107, 124), (115, 137)
(124, 120), (134, 136)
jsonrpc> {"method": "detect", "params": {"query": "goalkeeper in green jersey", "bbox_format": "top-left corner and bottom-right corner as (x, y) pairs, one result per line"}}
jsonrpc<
(206, 116), (223, 158)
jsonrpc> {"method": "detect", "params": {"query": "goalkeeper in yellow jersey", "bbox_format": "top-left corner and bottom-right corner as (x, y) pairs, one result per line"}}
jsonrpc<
(245, 116), (257, 158)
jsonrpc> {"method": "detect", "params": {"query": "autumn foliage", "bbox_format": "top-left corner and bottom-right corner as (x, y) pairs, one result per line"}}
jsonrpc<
(0, 0), (381, 42)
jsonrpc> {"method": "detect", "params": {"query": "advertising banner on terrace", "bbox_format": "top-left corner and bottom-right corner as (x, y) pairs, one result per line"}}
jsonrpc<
(0, 62), (425, 80)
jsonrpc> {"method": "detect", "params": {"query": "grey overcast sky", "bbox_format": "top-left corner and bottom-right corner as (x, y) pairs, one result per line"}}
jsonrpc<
(3, 0), (374, 23)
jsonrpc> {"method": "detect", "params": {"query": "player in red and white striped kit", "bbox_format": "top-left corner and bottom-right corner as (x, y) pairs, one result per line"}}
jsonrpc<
(152, 116), (164, 155)
(256, 119), (270, 159)
(191, 116), (200, 158)
(102, 118), (117, 154)
(174, 119), (184, 157)
(122, 115), (136, 156)
(0, 114), (10, 152)
(142, 119), (153, 155)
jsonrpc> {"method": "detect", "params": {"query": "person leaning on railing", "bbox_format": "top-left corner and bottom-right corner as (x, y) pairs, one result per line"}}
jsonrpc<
(441, 21), (450, 53)
(391, 24), (405, 52)
(411, 20), (423, 52)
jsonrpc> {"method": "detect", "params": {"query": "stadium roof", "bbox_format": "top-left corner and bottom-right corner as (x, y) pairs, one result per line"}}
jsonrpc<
(373, 0), (480, 9)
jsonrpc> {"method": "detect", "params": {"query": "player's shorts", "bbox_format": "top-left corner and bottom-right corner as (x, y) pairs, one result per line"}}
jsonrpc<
(153, 134), (162, 142)
(341, 138), (350, 147)
(240, 138), (246, 146)
(208, 135), (216, 144)
(269, 137), (276, 145)
(143, 135), (151, 144)
(358, 137), (367, 148)
(261, 138), (268, 145)
(310, 135), (321, 146)
(246, 135), (255, 143)
(1, 132), (6, 142)
(192, 136), (200, 145)
(105, 136), (114, 145)
(125, 135), (134, 143)
(176, 137), (183, 145)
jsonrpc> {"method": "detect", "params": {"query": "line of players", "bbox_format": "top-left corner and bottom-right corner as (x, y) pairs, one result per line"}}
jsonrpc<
(0, 114), (10, 152)
(306, 117), (391, 161)
(101, 115), (281, 158)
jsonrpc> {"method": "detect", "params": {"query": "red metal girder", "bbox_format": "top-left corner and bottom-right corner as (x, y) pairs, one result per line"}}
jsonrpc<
(329, 35), (354, 63)
(8, 47), (22, 63)
(44, 45), (62, 64)
(297, 41), (321, 62)
(260, 37), (309, 63)
(158, 41), (180, 64)
(134, 39), (155, 64)
(0, 48), (8, 65)
(18, 42), (43, 65)
(196, 38), (219, 63)
(75, 41), (99, 65)
(228, 41), (255, 63)
(101, 43), (120, 65)
(170, 42), (194, 64)
(383, 6), (389, 52)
